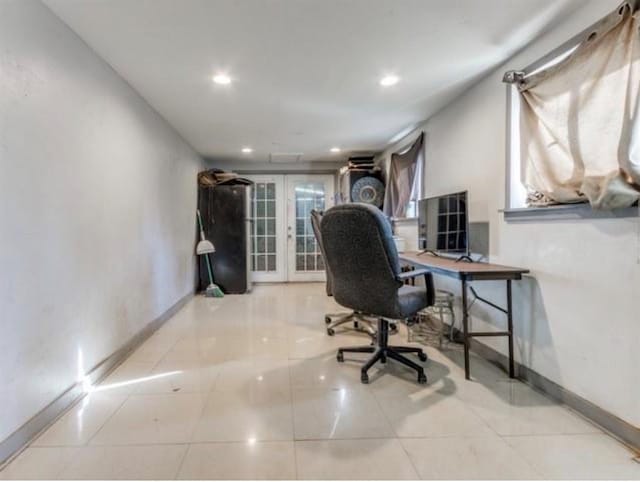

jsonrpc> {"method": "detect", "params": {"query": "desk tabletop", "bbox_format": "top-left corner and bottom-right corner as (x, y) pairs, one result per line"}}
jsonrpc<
(399, 251), (529, 281)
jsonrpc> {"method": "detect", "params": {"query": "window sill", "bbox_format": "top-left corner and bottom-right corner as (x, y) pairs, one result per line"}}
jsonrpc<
(390, 217), (418, 225)
(503, 203), (639, 222)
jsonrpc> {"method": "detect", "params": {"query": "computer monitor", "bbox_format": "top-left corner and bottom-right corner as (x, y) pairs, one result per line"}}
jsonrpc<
(418, 191), (469, 256)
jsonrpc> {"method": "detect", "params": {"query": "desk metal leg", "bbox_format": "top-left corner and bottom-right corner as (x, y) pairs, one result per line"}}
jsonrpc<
(461, 279), (470, 379)
(507, 279), (515, 378)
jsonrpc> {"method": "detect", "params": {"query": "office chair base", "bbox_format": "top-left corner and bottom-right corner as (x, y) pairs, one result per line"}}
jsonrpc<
(336, 318), (428, 384)
(324, 311), (379, 337)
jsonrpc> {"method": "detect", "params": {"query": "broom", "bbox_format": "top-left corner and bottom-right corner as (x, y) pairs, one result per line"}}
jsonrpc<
(196, 210), (224, 298)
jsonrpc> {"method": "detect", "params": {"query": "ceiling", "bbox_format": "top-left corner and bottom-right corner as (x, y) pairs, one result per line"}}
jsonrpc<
(45, 0), (584, 163)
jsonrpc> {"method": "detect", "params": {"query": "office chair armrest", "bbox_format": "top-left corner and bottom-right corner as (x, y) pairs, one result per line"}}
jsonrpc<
(396, 268), (431, 280)
(396, 269), (436, 306)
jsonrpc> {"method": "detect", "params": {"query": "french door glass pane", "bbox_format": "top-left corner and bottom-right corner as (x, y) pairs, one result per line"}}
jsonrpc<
(294, 182), (325, 272)
(266, 237), (275, 252)
(250, 182), (278, 273)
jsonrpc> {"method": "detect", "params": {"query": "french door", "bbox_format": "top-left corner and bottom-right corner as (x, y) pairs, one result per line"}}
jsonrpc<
(286, 175), (334, 281)
(247, 175), (287, 282)
(246, 174), (334, 282)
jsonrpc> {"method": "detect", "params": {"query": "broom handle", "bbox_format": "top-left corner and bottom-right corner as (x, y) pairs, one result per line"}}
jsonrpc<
(197, 210), (215, 285)
(205, 254), (214, 285)
(196, 210), (206, 242)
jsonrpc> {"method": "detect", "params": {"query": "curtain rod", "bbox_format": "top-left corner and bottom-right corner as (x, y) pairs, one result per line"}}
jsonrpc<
(503, 0), (637, 85)
(393, 131), (425, 156)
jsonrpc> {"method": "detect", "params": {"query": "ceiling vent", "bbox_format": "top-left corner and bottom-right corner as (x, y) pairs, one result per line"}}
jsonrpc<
(269, 152), (303, 163)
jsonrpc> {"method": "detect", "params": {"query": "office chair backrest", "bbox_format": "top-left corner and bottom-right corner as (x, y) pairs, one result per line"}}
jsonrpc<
(320, 203), (403, 316)
(310, 209), (332, 296)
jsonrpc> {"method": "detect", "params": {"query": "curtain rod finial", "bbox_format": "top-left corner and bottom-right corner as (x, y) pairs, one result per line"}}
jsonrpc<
(503, 70), (525, 84)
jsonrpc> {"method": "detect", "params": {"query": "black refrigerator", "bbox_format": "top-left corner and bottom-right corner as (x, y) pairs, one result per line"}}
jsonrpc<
(198, 183), (252, 294)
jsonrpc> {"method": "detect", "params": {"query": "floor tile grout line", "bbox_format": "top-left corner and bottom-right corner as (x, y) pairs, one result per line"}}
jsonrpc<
(32, 431), (618, 449)
(24, 432), (558, 449)
(172, 393), (210, 478)
(500, 432), (634, 441)
(461, 389), (631, 465)
(53, 447), (78, 480)
(172, 443), (191, 480)
(21, 445), (80, 480)
(80, 378), (157, 447)
(396, 438), (422, 479)
(368, 373), (403, 440)
(465, 393), (609, 439)
(452, 385), (515, 440)
(46, 330), (181, 451)
(444, 370), (610, 443)
(8, 290), (638, 479)
(81, 391), (132, 447)
(83, 325), (198, 448)
(366, 333), (428, 480)
(496, 435), (553, 479)
(489, 433), (550, 478)
(286, 359), (300, 480)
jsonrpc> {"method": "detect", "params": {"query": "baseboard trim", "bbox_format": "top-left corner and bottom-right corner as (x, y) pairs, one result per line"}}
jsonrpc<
(468, 338), (640, 452)
(0, 291), (194, 466)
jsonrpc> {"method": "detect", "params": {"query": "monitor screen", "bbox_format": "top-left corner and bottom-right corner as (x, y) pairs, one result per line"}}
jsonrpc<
(418, 191), (469, 255)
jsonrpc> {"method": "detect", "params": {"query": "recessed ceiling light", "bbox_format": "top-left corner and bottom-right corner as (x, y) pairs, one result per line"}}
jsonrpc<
(380, 74), (400, 87)
(330, 147), (341, 153)
(241, 147), (253, 153)
(212, 73), (231, 85)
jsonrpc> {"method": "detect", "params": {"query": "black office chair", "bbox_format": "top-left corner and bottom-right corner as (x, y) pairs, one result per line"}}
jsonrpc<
(310, 209), (376, 337)
(320, 203), (435, 384)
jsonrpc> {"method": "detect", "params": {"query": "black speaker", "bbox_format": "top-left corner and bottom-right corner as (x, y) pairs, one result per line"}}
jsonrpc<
(347, 170), (385, 208)
(469, 222), (489, 258)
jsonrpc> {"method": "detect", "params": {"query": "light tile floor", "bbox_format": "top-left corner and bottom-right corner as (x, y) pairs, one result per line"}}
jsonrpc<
(1, 283), (638, 480)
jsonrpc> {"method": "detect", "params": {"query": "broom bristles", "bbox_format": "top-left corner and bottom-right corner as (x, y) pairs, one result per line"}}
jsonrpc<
(205, 283), (224, 298)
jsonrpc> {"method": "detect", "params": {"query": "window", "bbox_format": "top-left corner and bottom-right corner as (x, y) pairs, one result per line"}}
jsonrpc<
(404, 149), (423, 218)
(384, 132), (425, 219)
(504, 1), (640, 214)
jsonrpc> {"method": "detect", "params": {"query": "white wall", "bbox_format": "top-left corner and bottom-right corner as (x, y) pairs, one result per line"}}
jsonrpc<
(0, 0), (203, 442)
(379, 0), (640, 428)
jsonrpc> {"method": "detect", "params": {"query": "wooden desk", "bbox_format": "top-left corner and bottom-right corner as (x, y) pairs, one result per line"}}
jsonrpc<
(399, 251), (530, 380)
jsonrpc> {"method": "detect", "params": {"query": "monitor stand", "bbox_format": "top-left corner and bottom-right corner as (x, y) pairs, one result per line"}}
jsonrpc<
(455, 255), (474, 263)
(416, 250), (440, 257)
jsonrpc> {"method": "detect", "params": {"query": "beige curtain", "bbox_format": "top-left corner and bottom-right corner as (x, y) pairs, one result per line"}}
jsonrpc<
(519, 5), (640, 209)
(383, 133), (424, 218)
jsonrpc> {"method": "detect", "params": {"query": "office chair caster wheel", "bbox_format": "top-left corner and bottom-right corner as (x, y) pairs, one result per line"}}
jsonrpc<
(327, 328), (335, 336)
(418, 352), (427, 362)
(417, 372), (427, 384)
(336, 351), (344, 362)
(361, 373), (369, 384)
(380, 354), (387, 364)
(389, 322), (397, 332)
(324, 316), (331, 324)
